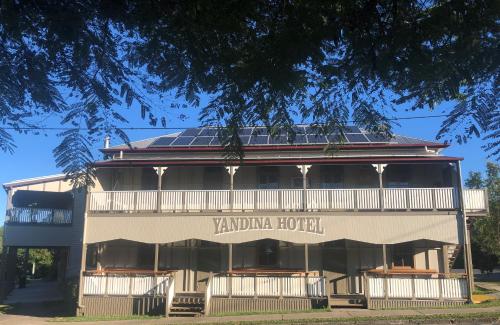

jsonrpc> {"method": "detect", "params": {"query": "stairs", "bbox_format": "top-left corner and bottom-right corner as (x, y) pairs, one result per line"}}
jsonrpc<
(329, 294), (366, 308)
(448, 245), (461, 269)
(168, 292), (205, 317)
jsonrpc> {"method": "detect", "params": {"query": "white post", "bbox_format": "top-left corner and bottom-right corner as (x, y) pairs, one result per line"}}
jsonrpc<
(456, 161), (474, 301)
(372, 164), (387, 211)
(297, 165), (311, 211)
(154, 167), (167, 213)
(225, 166), (239, 211)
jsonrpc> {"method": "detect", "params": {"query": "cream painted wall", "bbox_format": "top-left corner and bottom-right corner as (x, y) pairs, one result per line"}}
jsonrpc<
(93, 163), (453, 191)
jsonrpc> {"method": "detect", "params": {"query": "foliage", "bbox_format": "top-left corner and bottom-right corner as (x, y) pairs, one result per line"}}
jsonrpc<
(465, 162), (500, 271)
(16, 248), (55, 279)
(0, 1), (498, 185)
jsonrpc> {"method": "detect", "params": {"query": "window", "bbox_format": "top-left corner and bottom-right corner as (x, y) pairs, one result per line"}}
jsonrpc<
(257, 240), (279, 267)
(257, 167), (280, 189)
(203, 167), (224, 190)
(392, 244), (414, 268)
(320, 165), (344, 188)
(386, 165), (411, 188)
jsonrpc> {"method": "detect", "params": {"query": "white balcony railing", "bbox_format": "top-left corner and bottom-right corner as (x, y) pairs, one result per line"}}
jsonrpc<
(211, 275), (326, 298)
(366, 274), (468, 300)
(6, 207), (72, 224)
(82, 274), (174, 297)
(88, 188), (487, 213)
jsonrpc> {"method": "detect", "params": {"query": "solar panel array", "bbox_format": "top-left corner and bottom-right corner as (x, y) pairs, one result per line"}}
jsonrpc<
(148, 126), (395, 147)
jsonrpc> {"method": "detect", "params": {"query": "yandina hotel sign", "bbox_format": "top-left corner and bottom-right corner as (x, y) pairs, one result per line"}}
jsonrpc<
(213, 216), (325, 235)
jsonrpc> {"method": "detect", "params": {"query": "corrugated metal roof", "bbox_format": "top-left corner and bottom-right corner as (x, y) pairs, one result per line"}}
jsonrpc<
(105, 125), (443, 150)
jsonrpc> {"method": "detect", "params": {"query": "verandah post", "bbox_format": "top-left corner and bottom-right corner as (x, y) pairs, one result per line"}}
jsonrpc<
(456, 161), (474, 301)
(225, 166), (239, 211)
(304, 243), (309, 297)
(154, 166), (167, 213)
(154, 243), (159, 273)
(382, 244), (388, 300)
(372, 164), (387, 211)
(228, 244), (233, 298)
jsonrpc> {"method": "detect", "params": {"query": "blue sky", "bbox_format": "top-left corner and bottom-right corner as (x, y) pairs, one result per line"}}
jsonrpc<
(0, 102), (492, 224)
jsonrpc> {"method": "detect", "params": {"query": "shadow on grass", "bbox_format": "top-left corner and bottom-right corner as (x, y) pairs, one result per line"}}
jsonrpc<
(1, 301), (73, 318)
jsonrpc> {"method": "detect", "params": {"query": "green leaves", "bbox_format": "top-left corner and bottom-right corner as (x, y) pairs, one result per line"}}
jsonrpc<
(466, 162), (500, 259)
(0, 0), (498, 186)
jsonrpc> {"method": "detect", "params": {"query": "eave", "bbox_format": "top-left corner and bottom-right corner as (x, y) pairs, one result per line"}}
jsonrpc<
(93, 156), (462, 168)
(100, 143), (448, 154)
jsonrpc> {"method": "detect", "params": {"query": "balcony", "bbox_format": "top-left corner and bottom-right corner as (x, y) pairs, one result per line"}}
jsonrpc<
(88, 188), (487, 213)
(6, 207), (72, 225)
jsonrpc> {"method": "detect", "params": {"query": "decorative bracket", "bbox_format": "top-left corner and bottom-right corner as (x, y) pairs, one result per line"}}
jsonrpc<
(225, 166), (239, 176)
(153, 166), (168, 176)
(297, 165), (312, 176)
(371, 164), (387, 174)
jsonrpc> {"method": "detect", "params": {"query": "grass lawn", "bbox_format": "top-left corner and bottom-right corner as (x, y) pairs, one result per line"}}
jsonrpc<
(49, 311), (500, 324)
(51, 315), (162, 322)
(210, 307), (330, 317)
(474, 285), (495, 294)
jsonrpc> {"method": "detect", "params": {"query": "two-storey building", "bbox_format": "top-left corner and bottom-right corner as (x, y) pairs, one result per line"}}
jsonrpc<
(1, 125), (489, 316)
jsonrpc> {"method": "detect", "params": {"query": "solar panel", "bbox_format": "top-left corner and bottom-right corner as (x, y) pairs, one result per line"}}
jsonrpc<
(171, 136), (195, 145)
(287, 134), (307, 144)
(210, 137), (221, 146)
(145, 125), (410, 148)
(345, 126), (361, 133)
(269, 136), (289, 145)
(252, 127), (266, 136)
(238, 127), (253, 136)
(345, 133), (369, 143)
(180, 128), (201, 136)
(149, 137), (176, 147)
(239, 136), (250, 145)
(292, 126), (306, 134)
(327, 134), (345, 143)
(190, 136), (213, 145)
(365, 134), (390, 142)
(307, 134), (327, 144)
(304, 126), (320, 135)
(249, 135), (268, 145)
(198, 128), (219, 136)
